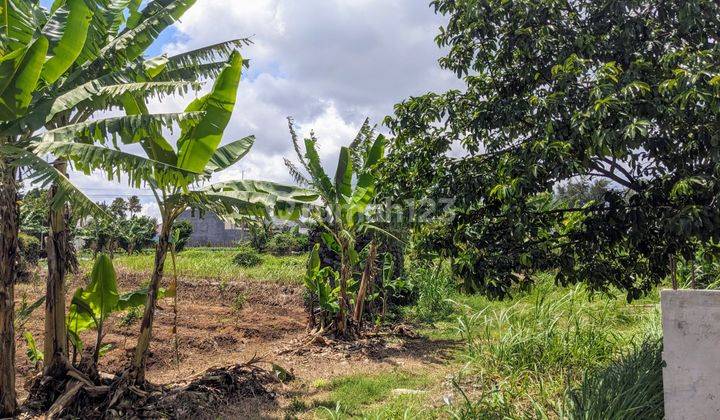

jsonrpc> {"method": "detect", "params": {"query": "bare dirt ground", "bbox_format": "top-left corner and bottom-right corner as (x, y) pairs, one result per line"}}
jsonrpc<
(13, 269), (458, 418)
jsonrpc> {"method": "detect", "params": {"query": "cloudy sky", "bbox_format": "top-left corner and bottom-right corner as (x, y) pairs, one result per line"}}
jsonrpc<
(68, 0), (462, 218)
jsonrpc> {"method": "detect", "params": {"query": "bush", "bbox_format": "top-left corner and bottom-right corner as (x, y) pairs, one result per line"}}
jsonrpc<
(408, 261), (455, 321)
(265, 231), (307, 255)
(233, 245), (263, 267)
(18, 233), (41, 265)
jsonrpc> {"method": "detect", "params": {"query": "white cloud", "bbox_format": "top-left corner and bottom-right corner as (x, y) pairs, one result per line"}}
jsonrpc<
(66, 0), (462, 204)
(140, 202), (161, 220)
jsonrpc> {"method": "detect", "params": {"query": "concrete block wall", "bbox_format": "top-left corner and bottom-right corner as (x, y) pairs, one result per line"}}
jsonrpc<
(176, 210), (247, 247)
(662, 289), (720, 419)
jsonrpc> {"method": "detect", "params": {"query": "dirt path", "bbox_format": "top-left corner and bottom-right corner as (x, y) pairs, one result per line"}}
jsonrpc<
(13, 269), (459, 418)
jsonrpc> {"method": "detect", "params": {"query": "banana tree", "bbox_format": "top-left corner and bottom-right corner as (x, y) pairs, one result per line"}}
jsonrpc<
(1, 0), (252, 409)
(38, 0), (250, 379)
(67, 253), (172, 366)
(284, 119), (388, 337)
(44, 52), (315, 384)
(0, 0), (103, 412)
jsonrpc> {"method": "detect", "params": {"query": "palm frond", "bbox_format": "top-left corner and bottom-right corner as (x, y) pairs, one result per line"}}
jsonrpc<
(0, 143), (106, 218)
(155, 61), (226, 83)
(348, 117), (374, 169)
(32, 141), (204, 189)
(287, 117), (312, 175)
(204, 179), (320, 204)
(180, 191), (269, 220)
(98, 0), (195, 66)
(205, 136), (255, 172)
(5, 80), (198, 135)
(284, 157), (310, 187)
(303, 136), (336, 202)
(1, 0), (47, 51)
(62, 0), (195, 86)
(77, 0), (131, 64)
(38, 112), (204, 147)
(163, 39), (253, 72)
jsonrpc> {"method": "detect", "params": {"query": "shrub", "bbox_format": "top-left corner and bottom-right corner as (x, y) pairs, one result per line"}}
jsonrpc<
(18, 233), (41, 265)
(231, 291), (247, 313)
(266, 231), (307, 255)
(408, 261), (455, 321)
(233, 245), (263, 267)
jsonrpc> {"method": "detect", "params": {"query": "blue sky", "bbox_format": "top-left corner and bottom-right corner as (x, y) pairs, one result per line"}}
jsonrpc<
(58, 0), (462, 218)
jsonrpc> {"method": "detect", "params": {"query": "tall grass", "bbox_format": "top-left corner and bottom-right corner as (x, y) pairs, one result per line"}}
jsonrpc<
(445, 276), (661, 418)
(408, 261), (456, 321)
(566, 334), (664, 419)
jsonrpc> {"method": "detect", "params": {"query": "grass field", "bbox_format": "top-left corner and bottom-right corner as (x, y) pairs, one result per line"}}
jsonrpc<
(79, 248), (306, 284)
(295, 273), (664, 419)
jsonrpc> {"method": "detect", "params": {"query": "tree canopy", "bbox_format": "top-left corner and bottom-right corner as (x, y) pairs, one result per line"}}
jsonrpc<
(383, 0), (720, 299)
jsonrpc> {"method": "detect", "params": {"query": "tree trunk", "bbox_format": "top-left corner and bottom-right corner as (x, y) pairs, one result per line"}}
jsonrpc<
(44, 160), (70, 377)
(353, 240), (378, 328)
(130, 222), (171, 384)
(0, 160), (19, 417)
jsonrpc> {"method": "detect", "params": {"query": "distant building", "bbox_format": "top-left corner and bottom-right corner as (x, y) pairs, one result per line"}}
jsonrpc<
(176, 210), (248, 247)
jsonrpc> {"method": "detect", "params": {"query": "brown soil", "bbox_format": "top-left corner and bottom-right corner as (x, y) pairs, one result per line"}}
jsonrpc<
(13, 267), (459, 419)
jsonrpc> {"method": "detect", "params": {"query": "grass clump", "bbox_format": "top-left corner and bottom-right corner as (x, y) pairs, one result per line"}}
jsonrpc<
(407, 261), (455, 321)
(567, 334), (664, 419)
(233, 245), (263, 267)
(118, 306), (142, 327)
(231, 291), (247, 313)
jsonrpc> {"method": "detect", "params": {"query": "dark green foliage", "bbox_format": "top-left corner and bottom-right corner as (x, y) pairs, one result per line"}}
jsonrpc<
(127, 195), (142, 216)
(18, 233), (40, 266)
(568, 336), (664, 418)
(17, 233), (41, 282)
(19, 188), (49, 242)
(171, 220), (193, 252)
(79, 215), (123, 255)
(109, 197), (128, 218)
(80, 212), (157, 255)
(232, 245), (263, 267)
(383, 0), (720, 300)
(243, 218), (273, 251)
(676, 241), (720, 289)
(265, 230), (308, 255)
(119, 216), (158, 255)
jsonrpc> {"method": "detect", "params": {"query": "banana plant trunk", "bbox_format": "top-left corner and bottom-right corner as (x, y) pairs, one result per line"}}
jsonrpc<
(131, 220), (172, 383)
(336, 241), (351, 337)
(0, 160), (19, 417)
(353, 240), (378, 328)
(44, 160), (70, 377)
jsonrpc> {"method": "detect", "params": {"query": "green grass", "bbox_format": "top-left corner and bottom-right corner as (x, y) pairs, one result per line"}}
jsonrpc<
(79, 247), (305, 284)
(426, 274), (663, 418)
(289, 272), (663, 419)
(304, 370), (435, 419)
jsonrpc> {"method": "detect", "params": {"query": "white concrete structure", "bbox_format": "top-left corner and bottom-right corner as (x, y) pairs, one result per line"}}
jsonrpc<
(662, 289), (720, 419)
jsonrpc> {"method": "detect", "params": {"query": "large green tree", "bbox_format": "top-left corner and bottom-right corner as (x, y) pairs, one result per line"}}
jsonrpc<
(383, 0), (720, 299)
